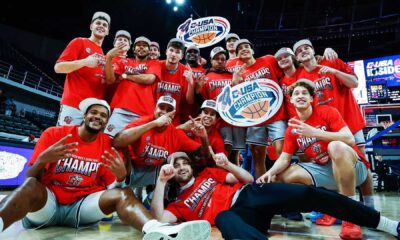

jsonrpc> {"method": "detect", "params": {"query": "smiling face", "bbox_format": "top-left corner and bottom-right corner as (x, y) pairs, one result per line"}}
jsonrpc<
(154, 103), (174, 119)
(90, 19), (109, 39)
(149, 46), (160, 60)
(185, 49), (200, 65)
(200, 108), (217, 128)
(276, 53), (295, 70)
(237, 43), (253, 61)
(134, 42), (150, 60)
(295, 44), (315, 63)
(173, 158), (194, 185)
(83, 105), (109, 133)
(290, 86), (313, 110)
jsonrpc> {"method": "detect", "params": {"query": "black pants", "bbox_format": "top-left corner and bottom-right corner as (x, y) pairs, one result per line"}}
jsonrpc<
(215, 183), (380, 240)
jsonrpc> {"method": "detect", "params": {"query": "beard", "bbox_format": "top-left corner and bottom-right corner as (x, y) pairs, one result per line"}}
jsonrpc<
(84, 121), (102, 134)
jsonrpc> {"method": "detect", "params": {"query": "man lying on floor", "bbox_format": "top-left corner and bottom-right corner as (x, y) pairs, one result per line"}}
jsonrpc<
(151, 151), (400, 240)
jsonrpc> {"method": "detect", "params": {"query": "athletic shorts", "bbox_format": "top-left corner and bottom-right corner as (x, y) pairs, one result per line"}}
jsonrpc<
(354, 130), (366, 146)
(22, 188), (106, 229)
(219, 127), (247, 150)
(104, 108), (140, 137)
(57, 105), (84, 126)
(296, 160), (368, 191)
(246, 120), (287, 146)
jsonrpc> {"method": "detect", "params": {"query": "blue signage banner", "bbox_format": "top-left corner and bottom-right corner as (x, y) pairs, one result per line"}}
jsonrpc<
(364, 54), (400, 87)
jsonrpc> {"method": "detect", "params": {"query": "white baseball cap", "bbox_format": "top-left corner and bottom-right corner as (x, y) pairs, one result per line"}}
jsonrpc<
(186, 44), (200, 53)
(151, 41), (160, 49)
(210, 46), (226, 60)
(201, 100), (217, 112)
(225, 33), (240, 41)
(234, 39), (254, 53)
(157, 96), (176, 110)
(274, 47), (295, 58)
(79, 98), (111, 115)
(134, 36), (151, 47)
(92, 11), (111, 26)
(115, 30), (132, 44)
(293, 39), (313, 54)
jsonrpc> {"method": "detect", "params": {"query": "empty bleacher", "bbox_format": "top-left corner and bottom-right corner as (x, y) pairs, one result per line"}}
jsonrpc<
(0, 113), (46, 138)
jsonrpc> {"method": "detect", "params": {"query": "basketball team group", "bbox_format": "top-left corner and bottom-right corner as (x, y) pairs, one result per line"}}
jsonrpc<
(0, 11), (399, 240)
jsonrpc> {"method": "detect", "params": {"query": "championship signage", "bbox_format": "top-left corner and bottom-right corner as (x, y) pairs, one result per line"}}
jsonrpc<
(216, 79), (283, 127)
(176, 16), (230, 48)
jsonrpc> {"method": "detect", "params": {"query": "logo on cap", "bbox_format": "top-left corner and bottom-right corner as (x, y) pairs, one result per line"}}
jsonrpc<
(176, 16), (231, 48)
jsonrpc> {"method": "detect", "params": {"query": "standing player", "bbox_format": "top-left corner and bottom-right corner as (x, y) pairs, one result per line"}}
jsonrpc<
(0, 98), (211, 240)
(104, 30), (132, 103)
(150, 151), (400, 240)
(200, 46), (246, 164)
(104, 36), (162, 137)
(113, 96), (210, 189)
(156, 38), (195, 125)
(259, 80), (370, 239)
(55, 12), (110, 126)
(149, 41), (161, 60)
(225, 33), (242, 73)
(232, 39), (287, 178)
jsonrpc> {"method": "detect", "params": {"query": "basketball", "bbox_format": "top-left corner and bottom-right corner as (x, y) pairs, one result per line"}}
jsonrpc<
(240, 101), (269, 119)
(191, 32), (216, 44)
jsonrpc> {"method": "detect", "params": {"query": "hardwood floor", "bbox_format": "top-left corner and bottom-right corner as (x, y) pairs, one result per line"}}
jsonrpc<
(0, 191), (399, 239)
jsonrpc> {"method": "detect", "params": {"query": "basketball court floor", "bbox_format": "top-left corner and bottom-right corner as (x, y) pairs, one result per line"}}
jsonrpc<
(0, 191), (398, 239)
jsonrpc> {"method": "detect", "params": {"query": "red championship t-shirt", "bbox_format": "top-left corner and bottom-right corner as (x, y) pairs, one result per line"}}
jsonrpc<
(28, 125), (117, 205)
(166, 168), (243, 225)
(57, 38), (106, 108)
(125, 115), (200, 167)
(279, 68), (301, 118)
(185, 127), (227, 167)
(297, 59), (365, 133)
(241, 55), (287, 124)
(110, 59), (161, 116)
(282, 106), (370, 168)
(104, 56), (124, 103)
(200, 71), (232, 101)
(225, 57), (243, 73)
(157, 61), (190, 124)
(181, 66), (206, 122)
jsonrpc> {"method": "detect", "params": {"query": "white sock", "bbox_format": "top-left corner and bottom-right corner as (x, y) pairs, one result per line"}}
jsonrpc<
(142, 219), (161, 233)
(377, 216), (398, 236)
(348, 195), (357, 201)
(363, 196), (375, 209)
(0, 217), (4, 232)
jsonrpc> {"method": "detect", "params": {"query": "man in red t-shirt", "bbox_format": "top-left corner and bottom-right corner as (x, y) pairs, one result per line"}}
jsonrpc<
(113, 96), (210, 188)
(231, 39), (287, 179)
(178, 100), (227, 167)
(104, 36), (162, 137)
(55, 12), (110, 126)
(258, 80), (369, 239)
(225, 33), (242, 73)
(0, 98), (211, 239)
(150, 151), (399, 240)
(200, 46), (246, 165)
(157, 38), (196, 125)
(103, 30), (132, 103)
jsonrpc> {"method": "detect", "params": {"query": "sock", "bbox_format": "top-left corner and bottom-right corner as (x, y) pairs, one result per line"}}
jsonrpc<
(348, 195), (357, 201)
(377, 216), (398, 236)
(363, 196), (375, 209)
(142, 219), (160, 233)
(0, 217), (4, 232)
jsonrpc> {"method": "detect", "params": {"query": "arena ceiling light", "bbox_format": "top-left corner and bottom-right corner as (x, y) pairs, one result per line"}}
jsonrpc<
(175, 0), (185, 5)
(165, 0), (172, 4)
(173, 6), (178, 12)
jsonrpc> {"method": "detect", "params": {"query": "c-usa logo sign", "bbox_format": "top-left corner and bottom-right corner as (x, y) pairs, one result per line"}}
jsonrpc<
(216, 79), (283, 127)
(176, 16), (230, 48)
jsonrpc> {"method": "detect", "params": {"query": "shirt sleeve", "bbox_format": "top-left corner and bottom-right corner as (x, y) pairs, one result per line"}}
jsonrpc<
(147, 60), (162, 80)
(56, 38), (82, 63)
(325, 107), (347, 132)
(113, 58), (125, 75)
(282, 127), (298, 154)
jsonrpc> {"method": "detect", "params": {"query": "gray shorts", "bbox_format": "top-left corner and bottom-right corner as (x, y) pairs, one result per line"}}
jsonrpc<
(22, 188), (106, 229)
(104, 108), (140, 137)
(354, 130), (366, 146)
(57, 105), (84, 126)
(246, 120), (287, 146)
(219, 127), (247, 150)
(297, 160), (368, 191)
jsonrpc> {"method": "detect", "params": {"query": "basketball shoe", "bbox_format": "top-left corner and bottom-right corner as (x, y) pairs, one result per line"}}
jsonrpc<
(339, 221), (362, 240)
(142, 219), (211, 240)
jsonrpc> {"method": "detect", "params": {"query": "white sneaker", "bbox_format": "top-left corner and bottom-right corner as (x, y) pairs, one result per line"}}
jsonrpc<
(142, 220), (211, 240)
